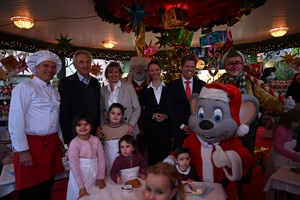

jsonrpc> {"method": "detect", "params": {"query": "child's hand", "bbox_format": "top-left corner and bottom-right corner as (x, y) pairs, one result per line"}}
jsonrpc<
(96, 179), (106, 189)
(78, 187), (89, 199)
(117, 176), (122, 184)
(139, 173), (147, 180)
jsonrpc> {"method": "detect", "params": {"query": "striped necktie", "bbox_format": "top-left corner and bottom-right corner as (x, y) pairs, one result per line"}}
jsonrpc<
(185, 80), (191, 102)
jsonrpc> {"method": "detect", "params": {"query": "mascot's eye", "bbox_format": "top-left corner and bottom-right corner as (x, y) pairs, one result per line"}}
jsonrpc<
(214, 108), (222, 122)
(197, 107), (204, 119)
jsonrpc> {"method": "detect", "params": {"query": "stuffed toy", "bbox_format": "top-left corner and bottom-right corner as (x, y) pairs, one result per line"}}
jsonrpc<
(164, 83), (259, 200)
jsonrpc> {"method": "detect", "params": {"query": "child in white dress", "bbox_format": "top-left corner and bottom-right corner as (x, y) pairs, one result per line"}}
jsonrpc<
(101, 103), (129, 175)
(67, 114), (106, 200)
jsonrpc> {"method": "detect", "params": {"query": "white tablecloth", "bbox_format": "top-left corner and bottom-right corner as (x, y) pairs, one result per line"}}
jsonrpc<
(0, 160), (69, 198)
(79, 178), (227, 200)
(264, 164), (300, 195)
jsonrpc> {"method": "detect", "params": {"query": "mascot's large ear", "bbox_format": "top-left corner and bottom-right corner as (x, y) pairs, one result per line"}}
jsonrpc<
(240, 95), (259, 125)
(190, 93), (199, 114)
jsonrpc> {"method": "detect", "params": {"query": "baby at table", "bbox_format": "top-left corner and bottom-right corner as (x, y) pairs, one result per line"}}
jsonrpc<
(110, 135), (148, 184)
(174, 147), (200, 182)
(67, 114), (106, 200)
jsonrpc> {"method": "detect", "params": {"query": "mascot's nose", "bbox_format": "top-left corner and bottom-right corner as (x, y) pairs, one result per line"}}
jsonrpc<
(199, 120), (213, 130)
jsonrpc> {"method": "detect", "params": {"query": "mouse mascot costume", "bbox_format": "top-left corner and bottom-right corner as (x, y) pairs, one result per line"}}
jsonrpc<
(164, 83), (259, 200)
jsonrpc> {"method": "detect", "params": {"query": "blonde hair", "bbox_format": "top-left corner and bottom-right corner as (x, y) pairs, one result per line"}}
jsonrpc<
(147, 162), (186, 200)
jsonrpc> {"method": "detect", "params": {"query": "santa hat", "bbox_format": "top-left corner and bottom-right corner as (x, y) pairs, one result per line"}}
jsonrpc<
(200, 83), (249, 136)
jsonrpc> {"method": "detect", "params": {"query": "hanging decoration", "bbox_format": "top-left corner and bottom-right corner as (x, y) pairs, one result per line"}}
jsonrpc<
(155, 32), (168, 49)
(90, 62), (102, 76)
(123, 0), (152, 55)
(162, 7), (190, 29)
(55, 34), (73, 53)
(143, 40), (158, 61)
(94, 0), (266, 33)
(166, 28), (194, 47)
(17, 57), (29, 74)
(0, 55), (28, 80)
(280, 52), (295, 64)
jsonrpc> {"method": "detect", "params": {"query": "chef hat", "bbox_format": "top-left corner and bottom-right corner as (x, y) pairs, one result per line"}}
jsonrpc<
(27, 50), (62, 74)
(221, 46), (245, 67)
(200, 83), (242, 126)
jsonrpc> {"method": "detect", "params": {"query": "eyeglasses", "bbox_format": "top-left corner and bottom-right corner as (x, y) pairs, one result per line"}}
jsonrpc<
(227, 62), (244, 68)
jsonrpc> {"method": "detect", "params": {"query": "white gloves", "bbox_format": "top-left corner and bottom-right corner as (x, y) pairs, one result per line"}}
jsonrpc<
(212, 146), (232, 168)
(284, 96), (296, 110)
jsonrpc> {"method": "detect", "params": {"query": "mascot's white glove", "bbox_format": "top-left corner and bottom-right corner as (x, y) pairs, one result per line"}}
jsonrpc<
(212, 146), (232, 168)
(284, 96), (296, 111)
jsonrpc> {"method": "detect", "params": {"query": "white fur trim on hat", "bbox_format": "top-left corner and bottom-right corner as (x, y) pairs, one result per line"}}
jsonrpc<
(200, 87), (230, 102)
(236, 124), (249, 137)
(27, 50), (62, 74)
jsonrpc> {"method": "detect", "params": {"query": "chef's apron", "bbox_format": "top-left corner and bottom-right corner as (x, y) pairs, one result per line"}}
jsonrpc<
(104, 139), (119, 175)
(67, 157), (98, 200)
(13, 133), (64, 190)
(120, 166), (140, 182)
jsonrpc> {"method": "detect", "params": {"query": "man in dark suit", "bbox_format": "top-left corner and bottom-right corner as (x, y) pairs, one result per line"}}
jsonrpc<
(58, 50), (100, 145)
(167, 55), (206, 150)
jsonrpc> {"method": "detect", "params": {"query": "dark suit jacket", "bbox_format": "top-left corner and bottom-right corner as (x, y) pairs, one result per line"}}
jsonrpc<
(167, 77), (206, 134)
(139, 83), (169, 129)
(58, 73), (100, 144)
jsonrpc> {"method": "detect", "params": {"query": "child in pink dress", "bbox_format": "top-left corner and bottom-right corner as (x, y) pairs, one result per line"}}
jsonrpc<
(67, 114), (106, 200)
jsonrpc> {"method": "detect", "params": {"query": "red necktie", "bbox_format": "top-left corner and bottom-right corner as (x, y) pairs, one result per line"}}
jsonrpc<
(185, 81), (191, 102)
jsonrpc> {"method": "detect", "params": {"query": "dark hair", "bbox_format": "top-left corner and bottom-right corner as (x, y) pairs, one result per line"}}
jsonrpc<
(72, 114), (93, 135)
(277, 109), (300, 130)
(147, 60), (162, 71)
(174, 147), (190, 159)
(180, 55), (197, 66)
(104, 62), (123, 79)
(118, 135), (137, 154)
(108, 103), (125, 115)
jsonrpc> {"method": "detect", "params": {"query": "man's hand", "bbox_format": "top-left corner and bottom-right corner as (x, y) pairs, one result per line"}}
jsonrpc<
(19, 150), (33, 167)
(183, 125), (193, 135)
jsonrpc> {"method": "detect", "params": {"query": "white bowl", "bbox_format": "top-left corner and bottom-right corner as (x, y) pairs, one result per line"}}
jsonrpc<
(122, 184), (133, 193)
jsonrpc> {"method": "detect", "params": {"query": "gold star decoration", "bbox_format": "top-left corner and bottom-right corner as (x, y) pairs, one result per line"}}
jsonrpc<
(281, 52), (295, 64)
(55, 34), (73, 52)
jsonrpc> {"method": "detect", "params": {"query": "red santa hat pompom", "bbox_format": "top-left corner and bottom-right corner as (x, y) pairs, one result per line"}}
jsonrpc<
(200, 83), (249, 136)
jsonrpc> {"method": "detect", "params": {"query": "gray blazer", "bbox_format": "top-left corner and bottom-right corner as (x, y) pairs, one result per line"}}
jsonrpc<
(100, 81), (141, 136)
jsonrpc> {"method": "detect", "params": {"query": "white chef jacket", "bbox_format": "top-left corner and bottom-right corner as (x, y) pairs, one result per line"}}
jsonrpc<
(8, 76), (63, 152)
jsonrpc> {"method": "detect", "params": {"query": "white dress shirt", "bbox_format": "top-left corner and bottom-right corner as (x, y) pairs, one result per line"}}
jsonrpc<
(107, 80), (121, 107)
(9, 76), (63, 152)
(147, 80), (166, 104)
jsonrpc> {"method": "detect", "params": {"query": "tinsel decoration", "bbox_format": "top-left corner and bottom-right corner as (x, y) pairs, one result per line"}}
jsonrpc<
(162, 46), (189, 83)
(55, 34), (73, 53)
